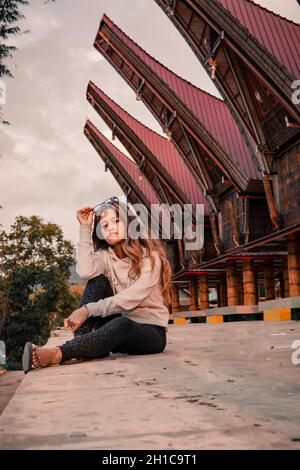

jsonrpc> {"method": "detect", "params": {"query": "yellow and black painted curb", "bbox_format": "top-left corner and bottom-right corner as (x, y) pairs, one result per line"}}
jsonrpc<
(169, 308), (300, 325)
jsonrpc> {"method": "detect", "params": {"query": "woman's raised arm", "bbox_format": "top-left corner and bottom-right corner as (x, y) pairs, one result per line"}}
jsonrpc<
(75, 208), (107, 280)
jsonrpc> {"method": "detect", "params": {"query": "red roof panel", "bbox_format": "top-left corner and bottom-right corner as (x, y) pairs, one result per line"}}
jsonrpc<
(217, 0), (300, 79)
(101, 15), (261, 181)
(89, 82), (210, 213)
(86, 120), (159, 205)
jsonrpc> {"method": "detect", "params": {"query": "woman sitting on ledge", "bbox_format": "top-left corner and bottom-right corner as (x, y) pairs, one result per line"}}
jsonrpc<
(22, 197), (172, 373)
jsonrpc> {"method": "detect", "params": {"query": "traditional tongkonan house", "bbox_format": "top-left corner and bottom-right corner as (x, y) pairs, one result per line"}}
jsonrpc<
(154, 0), (300, 317)
(85, 84), (225, 318)
(87, 10), (299, 322)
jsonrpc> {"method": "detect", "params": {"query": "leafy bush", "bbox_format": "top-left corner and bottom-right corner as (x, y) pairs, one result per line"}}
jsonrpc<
(0, 215), (76, 369)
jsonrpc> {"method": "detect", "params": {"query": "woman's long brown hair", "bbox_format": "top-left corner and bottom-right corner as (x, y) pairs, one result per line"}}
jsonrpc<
(92, 201), (172, 306)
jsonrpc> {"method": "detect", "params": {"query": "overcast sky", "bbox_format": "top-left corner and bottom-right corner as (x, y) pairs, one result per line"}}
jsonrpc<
(1, 0), (299, 247)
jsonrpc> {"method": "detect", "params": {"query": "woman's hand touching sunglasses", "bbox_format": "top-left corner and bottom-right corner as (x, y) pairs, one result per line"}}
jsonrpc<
(77, 197), (120, 229)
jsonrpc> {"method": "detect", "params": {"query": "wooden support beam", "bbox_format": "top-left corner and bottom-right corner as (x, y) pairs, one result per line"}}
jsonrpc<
(287, 232), (300, 297)
(203, 30), (225, 66)
(219, 276), (227, 307)
(283, 259), (290, 298)
(226, 260), (239, 306)
(238, 272), (244, 305)
(189, 278), (199, 311)
(199, 274), (209, 310)
(264, 259), (275, 300)
(217, 283), (221, 307)
(171, 285), (180, 314)
(243, 259), (257, 306)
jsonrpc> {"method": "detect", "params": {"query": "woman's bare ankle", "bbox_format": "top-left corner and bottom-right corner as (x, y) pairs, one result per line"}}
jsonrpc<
(53, 347), (62, 364)
(35, 346), (62, 367)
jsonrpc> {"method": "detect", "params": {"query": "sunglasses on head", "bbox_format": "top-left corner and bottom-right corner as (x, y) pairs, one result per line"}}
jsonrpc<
(93, 196), (120, 216)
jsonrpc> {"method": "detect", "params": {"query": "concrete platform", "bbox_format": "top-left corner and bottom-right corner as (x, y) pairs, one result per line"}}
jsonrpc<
(0, 371), (23, 416)
(0, 321), (300, 450)
(259, 296), (300, 311)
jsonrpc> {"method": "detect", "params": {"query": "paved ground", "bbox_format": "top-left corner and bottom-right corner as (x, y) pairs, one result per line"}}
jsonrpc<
(0, 321), (299, 450)
(0, 371), (23, 416)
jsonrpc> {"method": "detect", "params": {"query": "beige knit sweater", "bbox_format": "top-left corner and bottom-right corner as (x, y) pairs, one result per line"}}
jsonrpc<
(75, 225), (169, 329)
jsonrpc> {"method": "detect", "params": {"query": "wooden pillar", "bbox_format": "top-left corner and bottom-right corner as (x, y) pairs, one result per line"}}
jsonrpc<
(226, 260), (239, 306)
(283, 259), (290, 298)
(171, 285), (180, 314)
(219, 276), (227, 307)
(264, 260), (275, 300)
(199, 274), (209, 310)
(189, 278), (198, 311)
(243, 259), (257, 305)
(238, 272), (244, 305)
(217, 283), (221, 307)
(287, 232), (300, 297)
(255, 270), (260, 303)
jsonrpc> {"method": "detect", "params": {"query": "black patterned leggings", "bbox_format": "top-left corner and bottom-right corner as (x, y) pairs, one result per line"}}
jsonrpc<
(59, 274), (167, 362)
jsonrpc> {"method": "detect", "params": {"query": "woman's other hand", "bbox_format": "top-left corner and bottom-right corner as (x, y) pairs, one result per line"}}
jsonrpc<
(77, 207), (94, 228)
(64, 306), (89, 333)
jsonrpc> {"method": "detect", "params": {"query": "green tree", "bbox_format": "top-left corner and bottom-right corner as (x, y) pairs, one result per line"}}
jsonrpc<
(0, 1), (28, 78)
(0, 215), (76, 369)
